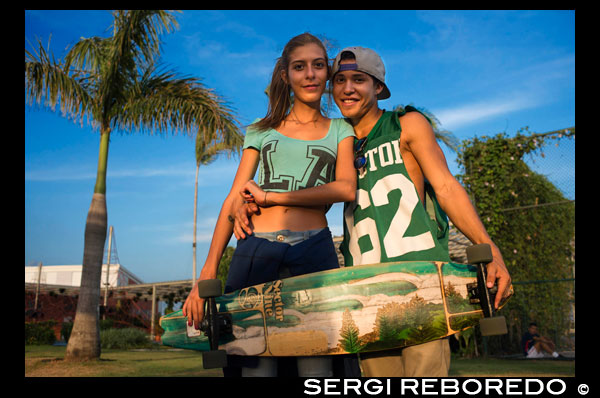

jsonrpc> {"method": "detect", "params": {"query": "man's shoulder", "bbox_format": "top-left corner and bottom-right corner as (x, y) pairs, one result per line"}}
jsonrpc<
(397, 109), (430, 126)
(397, 109), (434, 144)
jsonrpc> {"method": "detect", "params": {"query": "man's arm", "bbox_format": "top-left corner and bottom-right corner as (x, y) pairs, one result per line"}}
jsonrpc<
(401, 112), (511, 308)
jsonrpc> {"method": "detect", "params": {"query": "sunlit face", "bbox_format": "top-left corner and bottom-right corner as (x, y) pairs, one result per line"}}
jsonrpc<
(282, 43), (328, 105)
(332, 59), (383, 120)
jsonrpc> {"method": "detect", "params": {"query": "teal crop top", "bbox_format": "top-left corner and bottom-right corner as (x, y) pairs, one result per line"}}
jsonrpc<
(243, 118), (354, 195)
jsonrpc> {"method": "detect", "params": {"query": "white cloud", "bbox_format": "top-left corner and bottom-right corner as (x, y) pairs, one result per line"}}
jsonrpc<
(24, 166), (194, 182)
(433, 96), (540, 130)
(25, 167), (96, 182)
(25, 162), (237, 183)
(170, 231), (214, 244)
(430, 54), (573, 131)
(173, 217), (220, 243)
(129, 218), (220, 245)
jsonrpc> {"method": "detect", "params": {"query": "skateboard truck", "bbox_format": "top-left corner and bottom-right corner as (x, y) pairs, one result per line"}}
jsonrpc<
(198, 279), (231, 369)
(466, 244), (508, 336)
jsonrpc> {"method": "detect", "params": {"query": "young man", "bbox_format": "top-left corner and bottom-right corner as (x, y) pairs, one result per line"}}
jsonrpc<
(522, 322), (560, 359)
(330, 46), (512, 377)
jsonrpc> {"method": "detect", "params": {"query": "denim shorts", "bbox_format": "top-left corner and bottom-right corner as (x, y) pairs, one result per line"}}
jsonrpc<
(254, 228), (325, 246)
(224, 227), (339, 293)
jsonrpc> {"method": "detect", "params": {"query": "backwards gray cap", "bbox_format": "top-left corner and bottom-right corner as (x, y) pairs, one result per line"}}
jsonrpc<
(331, 46), (391, 100)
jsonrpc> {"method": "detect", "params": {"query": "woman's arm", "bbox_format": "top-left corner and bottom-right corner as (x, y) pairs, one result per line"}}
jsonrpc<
(241, 136), (356, 207)
(182, 148), (260, 329)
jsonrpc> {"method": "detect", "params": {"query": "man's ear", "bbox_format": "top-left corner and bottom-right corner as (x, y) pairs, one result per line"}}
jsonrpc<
(375, 82), (384, 96)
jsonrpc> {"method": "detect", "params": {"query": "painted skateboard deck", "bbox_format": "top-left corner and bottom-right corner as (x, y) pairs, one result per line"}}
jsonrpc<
(160, 258), (511, 357)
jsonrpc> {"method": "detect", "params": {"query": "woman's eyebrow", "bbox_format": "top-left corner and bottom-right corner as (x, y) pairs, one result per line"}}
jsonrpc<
(291, 57), (327, 64)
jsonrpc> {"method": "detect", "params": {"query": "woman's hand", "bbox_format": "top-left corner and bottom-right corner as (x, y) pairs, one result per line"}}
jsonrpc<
(240, 180), (271, 207)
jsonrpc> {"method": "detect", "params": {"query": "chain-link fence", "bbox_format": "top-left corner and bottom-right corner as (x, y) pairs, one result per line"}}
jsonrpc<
(496, 131), (575, 354)
(523, 131), (574, 202)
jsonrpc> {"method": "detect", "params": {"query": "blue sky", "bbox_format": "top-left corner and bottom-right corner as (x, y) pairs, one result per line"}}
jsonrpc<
(25, 10), (575, 283)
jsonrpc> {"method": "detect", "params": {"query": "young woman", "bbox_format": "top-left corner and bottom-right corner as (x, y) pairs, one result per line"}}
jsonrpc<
(182, 33), (356, 377)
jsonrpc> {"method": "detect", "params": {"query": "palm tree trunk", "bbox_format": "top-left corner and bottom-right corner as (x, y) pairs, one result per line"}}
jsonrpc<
(65, 128), (110, 361)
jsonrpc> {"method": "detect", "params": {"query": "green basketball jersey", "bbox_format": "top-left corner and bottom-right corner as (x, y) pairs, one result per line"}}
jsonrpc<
(340, 108), (450, 266)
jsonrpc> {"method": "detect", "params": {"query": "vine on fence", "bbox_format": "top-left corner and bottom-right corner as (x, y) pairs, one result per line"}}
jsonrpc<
(456, 127), (575, 353)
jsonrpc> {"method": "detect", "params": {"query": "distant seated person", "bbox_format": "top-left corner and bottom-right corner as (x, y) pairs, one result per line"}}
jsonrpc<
(521, 322), (560, 359)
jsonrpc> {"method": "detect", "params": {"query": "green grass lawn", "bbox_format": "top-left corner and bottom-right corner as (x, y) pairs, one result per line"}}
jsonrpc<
(25, 345), (574, 377)
(448, 356), (575, 377)
(25, 345), (222, 377)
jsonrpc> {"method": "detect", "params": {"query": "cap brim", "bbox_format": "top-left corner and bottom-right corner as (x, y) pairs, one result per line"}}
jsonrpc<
(377, 85), (391, 100)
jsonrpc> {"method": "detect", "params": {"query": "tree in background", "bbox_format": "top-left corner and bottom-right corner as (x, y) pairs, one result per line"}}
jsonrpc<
(217, 246), (235, 293)
(457, 127), (575, 353)
(25, 10), (241, 361)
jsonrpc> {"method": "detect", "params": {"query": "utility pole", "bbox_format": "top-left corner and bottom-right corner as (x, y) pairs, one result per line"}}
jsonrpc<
(34, 261), (43, 310)
(103, 225), (113, 319)
(150, 285), (157, 341)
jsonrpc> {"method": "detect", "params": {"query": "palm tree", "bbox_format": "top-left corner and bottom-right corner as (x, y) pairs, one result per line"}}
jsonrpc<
(25, 10), (241, 361)
(393, 104), (459, 152)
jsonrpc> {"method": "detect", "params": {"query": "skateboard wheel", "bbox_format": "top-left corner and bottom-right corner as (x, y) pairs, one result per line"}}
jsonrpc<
(479, 316), (507, 336)
(466, 244), (493, 264)
(198, 279), (222, 298)
(202, 349), (228, 369)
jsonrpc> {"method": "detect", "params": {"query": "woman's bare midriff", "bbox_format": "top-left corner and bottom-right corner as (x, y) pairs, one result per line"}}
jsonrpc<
(250, 205), (327, 232)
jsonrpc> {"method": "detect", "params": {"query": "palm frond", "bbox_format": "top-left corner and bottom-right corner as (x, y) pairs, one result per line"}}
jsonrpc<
(433, 128), (460, 153)
(196, 141), (236, 166)
(117, 66), (243, 153)
(25, 38), (93, 125)
(91, 10), (178, 122)
(64, 36), (107, 76)
(110, 10), (179, 69)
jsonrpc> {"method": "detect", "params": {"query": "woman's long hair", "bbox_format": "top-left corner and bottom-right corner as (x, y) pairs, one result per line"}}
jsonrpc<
(252, 33), (329, 132)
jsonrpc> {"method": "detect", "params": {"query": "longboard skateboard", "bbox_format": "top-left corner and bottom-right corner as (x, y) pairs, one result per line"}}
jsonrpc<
(160, 244), (511, 368)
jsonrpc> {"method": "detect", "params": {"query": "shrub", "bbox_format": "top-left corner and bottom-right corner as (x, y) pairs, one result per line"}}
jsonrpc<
(99, 318), (114, 330)
(25, 321), (56, 345)
(100, 327), (152, 349)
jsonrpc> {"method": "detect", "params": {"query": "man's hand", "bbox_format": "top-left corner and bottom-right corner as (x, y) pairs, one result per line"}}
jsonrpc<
(485, 244), (512, 309)
(233, 201), (259, 240)
(182, 284), (205, 331)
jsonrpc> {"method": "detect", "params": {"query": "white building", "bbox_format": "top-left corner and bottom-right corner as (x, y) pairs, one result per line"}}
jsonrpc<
(24, 263), (143, 287)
